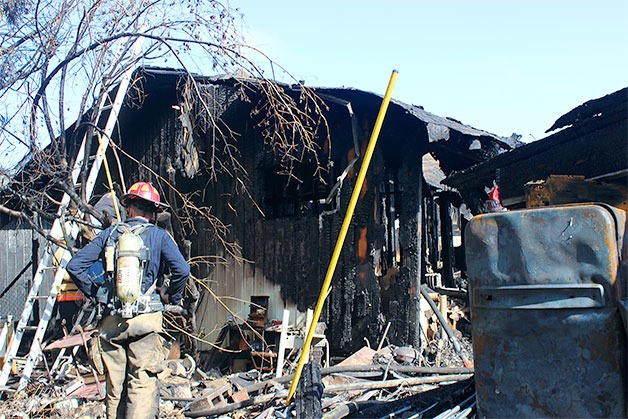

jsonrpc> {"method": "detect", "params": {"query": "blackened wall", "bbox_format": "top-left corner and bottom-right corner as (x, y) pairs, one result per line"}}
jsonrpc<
(102, 78), (429, 354)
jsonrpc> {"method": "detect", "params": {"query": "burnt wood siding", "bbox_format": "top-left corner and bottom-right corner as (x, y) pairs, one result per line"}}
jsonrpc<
(448, 111), (627, 213)
(100, 82), (430, 354)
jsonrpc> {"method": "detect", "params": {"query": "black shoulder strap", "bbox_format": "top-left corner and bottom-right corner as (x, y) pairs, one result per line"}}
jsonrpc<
(129, 222), (154, 240)
(106, 222), (130, 248)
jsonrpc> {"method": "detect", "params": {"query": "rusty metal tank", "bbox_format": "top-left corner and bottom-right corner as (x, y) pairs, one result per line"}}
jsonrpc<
(465, 204), (627, 418)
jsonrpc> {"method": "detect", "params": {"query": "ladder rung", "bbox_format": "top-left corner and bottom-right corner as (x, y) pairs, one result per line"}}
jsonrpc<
(19, 326), (39, 331)
(30, 296), (50, 300)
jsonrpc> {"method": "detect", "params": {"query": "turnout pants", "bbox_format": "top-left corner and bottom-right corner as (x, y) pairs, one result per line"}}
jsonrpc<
(97, 311), (168, 419)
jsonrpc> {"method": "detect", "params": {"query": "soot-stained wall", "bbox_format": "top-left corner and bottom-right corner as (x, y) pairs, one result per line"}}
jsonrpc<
(102, 70), (512, 355)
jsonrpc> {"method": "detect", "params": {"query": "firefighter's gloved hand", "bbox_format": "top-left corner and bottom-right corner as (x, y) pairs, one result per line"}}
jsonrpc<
(157, 286), (169, 304)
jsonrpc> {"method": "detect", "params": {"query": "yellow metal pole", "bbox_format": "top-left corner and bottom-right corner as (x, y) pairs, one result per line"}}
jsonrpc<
(97, 134), (122, 222)
(286, 70), (398, 405)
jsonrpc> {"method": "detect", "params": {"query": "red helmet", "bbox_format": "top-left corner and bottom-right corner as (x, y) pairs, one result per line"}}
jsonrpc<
(121, 182), (168, 209)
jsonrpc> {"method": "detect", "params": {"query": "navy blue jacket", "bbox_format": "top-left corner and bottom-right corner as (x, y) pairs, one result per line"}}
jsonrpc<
(66, 218), (190, 305)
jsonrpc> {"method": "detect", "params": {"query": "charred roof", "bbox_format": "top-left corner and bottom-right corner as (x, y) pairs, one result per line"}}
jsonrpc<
(444, 86), (628, 212)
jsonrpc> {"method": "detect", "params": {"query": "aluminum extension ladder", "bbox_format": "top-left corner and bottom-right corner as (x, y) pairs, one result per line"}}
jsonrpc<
(0, 43), (142, 391)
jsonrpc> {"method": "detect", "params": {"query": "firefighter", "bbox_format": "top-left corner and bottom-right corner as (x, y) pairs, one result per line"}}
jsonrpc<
(66, 181), (190, 419)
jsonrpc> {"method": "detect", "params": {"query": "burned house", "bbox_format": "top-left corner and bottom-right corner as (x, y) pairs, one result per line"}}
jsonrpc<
(1, 67), (518, 370)
(13, 70), (625, 417)
(92, 67), (517, 357)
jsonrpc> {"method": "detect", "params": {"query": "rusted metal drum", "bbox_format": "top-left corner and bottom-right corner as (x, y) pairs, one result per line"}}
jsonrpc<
(465, 204), (627, 418)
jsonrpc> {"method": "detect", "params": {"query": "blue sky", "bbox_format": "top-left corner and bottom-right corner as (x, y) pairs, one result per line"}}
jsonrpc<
(234, 0), (627, 143)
